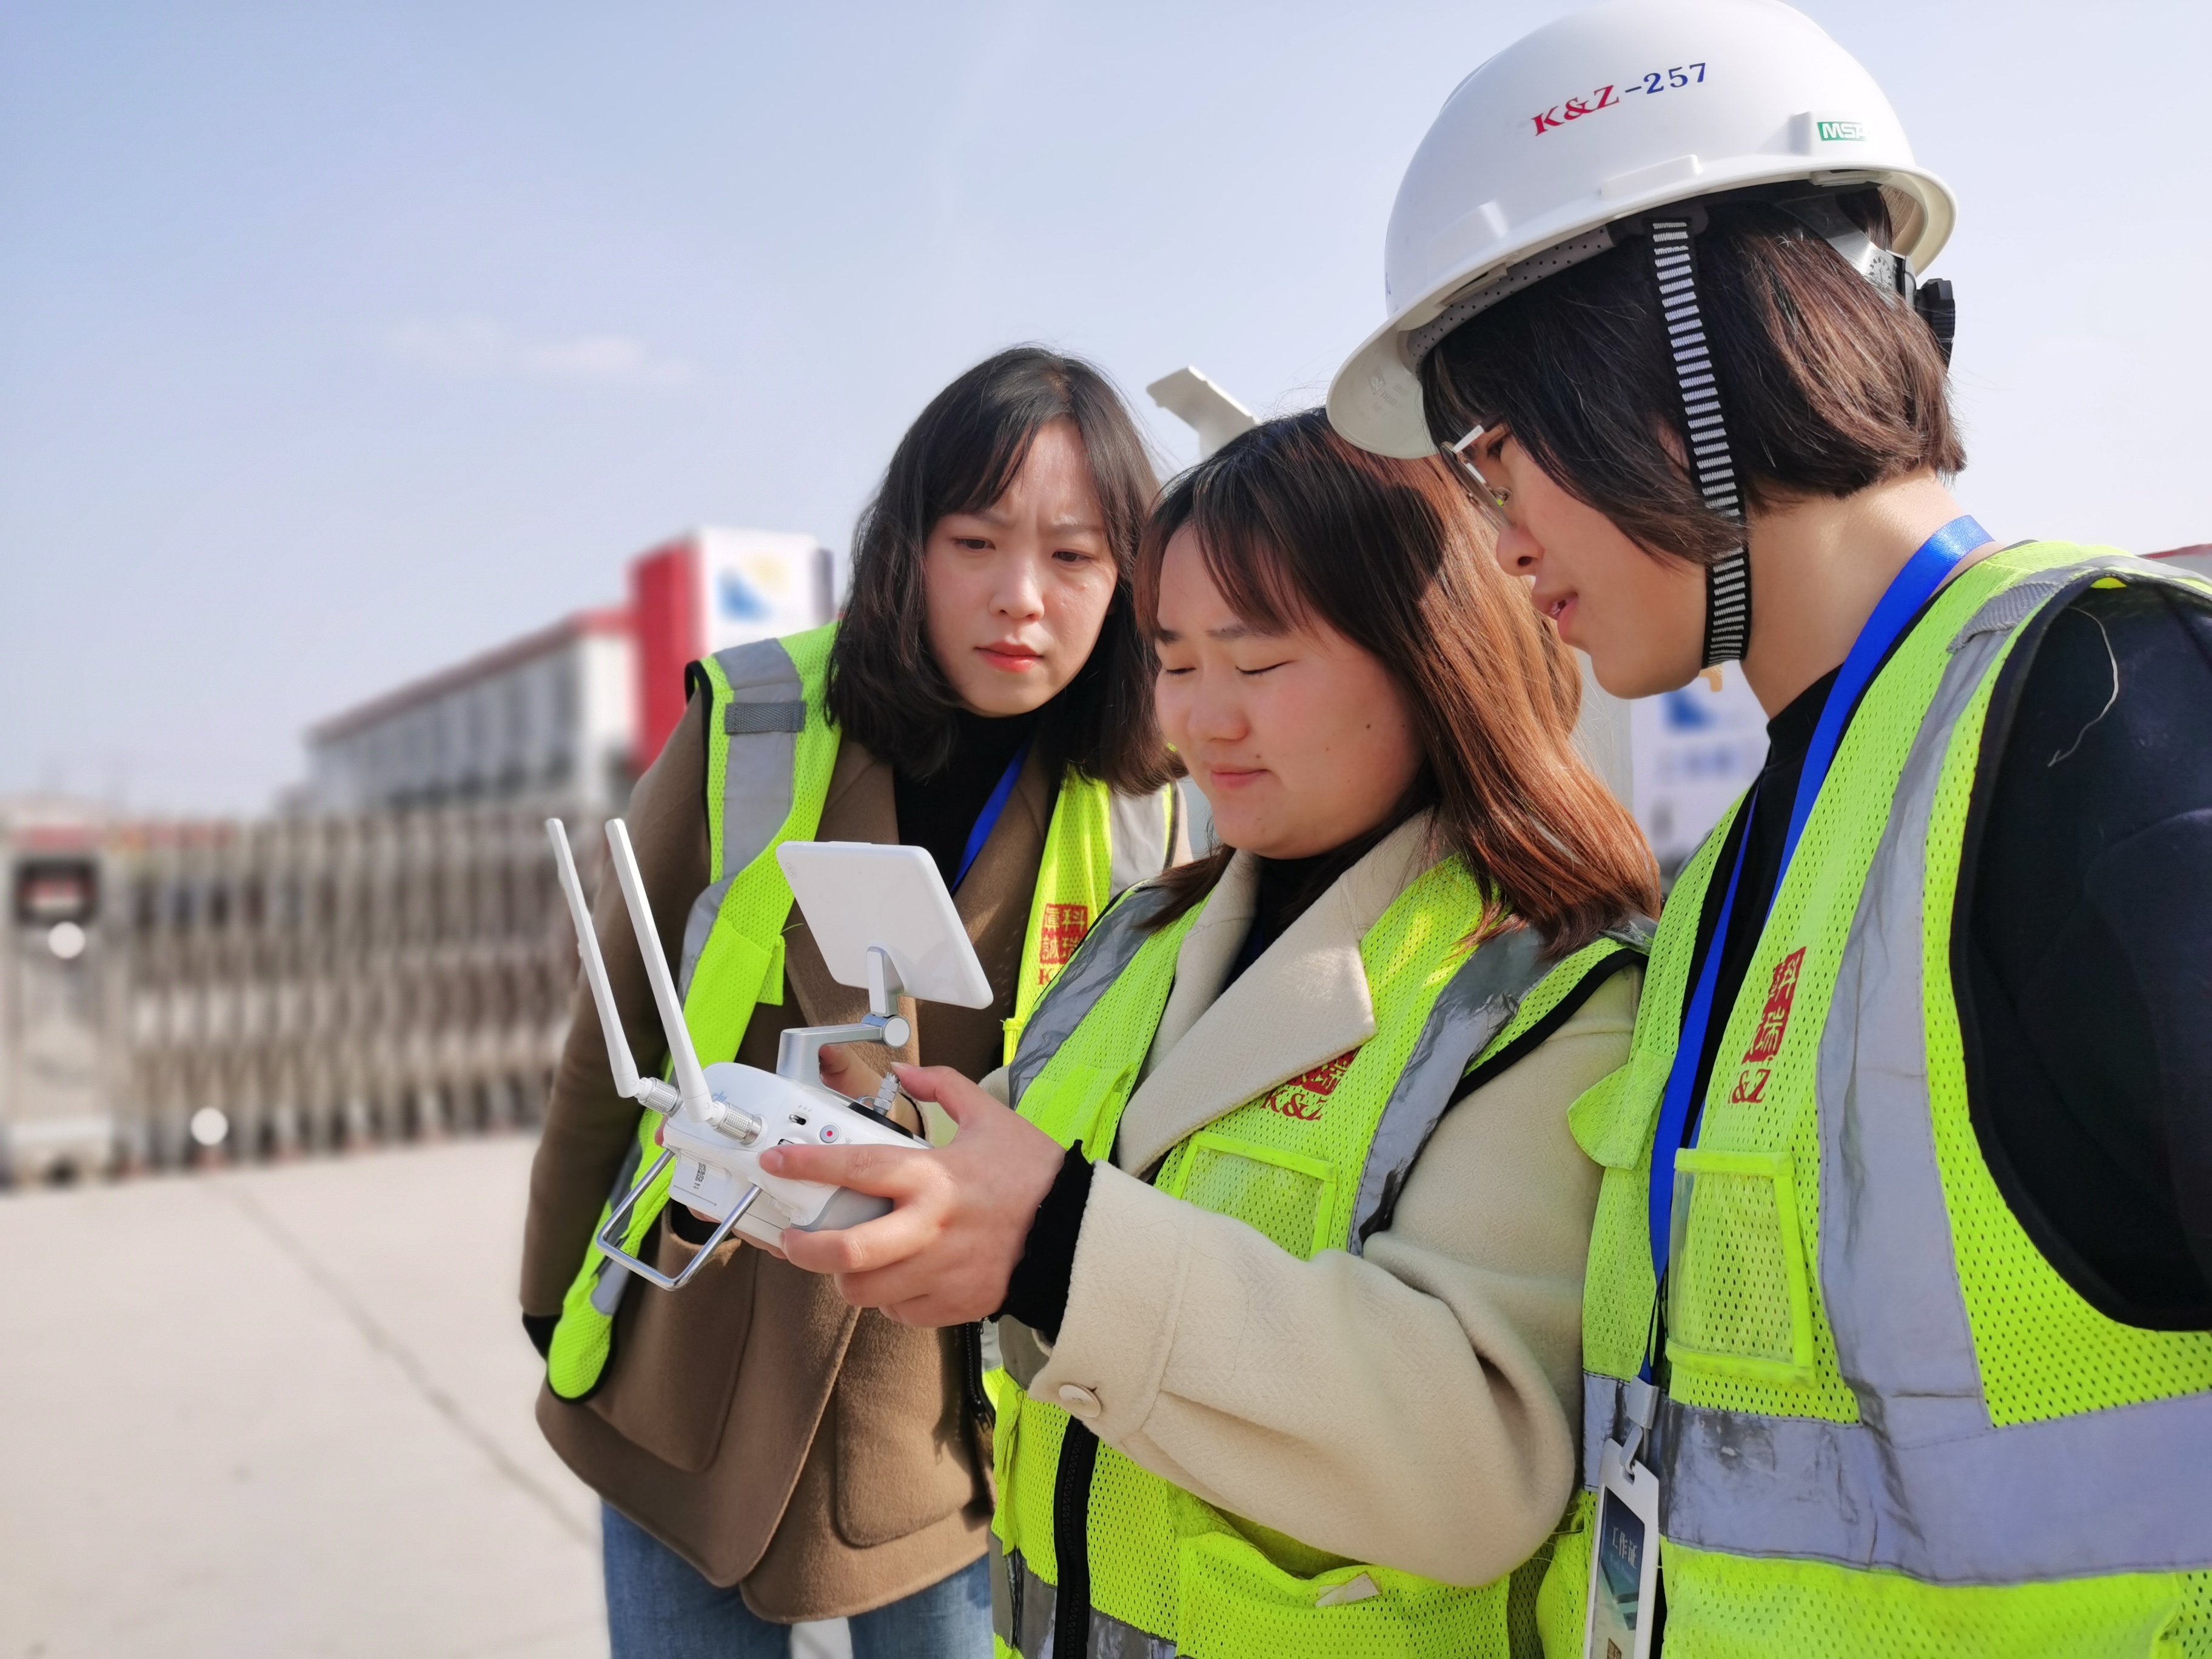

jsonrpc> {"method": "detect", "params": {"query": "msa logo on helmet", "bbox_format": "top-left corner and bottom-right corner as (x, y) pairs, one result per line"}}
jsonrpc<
(1817, 118), (1869, 142)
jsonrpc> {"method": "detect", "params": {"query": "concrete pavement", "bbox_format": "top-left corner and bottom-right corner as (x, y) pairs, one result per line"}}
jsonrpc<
(0, 1135), (851, 1659)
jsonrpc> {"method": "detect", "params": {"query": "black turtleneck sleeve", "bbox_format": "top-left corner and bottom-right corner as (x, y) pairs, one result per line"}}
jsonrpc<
(1962, 581), (2212, 1328)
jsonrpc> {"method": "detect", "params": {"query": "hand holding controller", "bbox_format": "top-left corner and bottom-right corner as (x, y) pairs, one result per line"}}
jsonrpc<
(545, 820), (992, 1298)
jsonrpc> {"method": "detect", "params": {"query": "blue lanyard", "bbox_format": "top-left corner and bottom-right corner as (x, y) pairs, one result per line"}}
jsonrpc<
(1640, 515), (1988, 1376)
(954, 738), (1031, 891)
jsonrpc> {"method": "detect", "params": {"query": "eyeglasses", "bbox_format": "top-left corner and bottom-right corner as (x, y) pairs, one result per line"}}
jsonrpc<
(1440, 422), (1513, 532)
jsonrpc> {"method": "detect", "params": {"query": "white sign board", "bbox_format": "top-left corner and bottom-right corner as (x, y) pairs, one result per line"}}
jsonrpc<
(1629, 670), (1769, 875)
(696, 527), (833, 653)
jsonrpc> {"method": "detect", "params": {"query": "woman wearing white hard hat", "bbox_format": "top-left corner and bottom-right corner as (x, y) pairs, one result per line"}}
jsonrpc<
(1330, 1), (2212, 1654)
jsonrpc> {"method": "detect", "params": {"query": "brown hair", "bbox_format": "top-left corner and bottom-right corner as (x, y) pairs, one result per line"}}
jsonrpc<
(1421, 192), (1964, 567)
(826, 346), (1175, 793)
(1136, 409), (1659, 953)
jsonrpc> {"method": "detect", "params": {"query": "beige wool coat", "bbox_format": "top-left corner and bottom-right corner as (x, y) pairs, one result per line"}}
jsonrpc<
(994, 816), (1641, 1587)
(523, 692), (1121, 1620)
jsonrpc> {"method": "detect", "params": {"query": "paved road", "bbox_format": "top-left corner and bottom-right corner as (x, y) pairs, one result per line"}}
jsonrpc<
(0, 1135), (851, 1659)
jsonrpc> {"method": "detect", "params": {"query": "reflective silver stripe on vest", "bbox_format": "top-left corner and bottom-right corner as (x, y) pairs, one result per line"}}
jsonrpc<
(1347, 926), (1548, 1253)
(723, 700), (806, 734)
(1107, 787), (1171, 902)
(993, 1544), (1176, 1659)
(1581, 1370), (1619, 1490)
(676, 872), (734, 998)
(1007, 884), (1178, 1104)
(677, 637), (809, 994)
(1631, 555), (2212, 1585)
(1351, 925), (1646, 1252)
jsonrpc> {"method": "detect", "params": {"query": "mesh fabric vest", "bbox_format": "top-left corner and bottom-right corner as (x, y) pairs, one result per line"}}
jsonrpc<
(1540, 546), (2212, 1658)
(546, 623), (1164, 1399)
(996, 856), (1643, 1658)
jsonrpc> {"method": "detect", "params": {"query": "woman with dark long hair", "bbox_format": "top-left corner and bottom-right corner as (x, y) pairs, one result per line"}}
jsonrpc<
(767, 409), (1660, 1657)
(519, 347), (1189, 1658)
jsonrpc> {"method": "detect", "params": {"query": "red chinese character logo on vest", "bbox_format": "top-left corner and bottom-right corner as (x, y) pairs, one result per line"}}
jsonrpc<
(1262, 1050), (1358, 1122)
(1037, 902), (1090, 977)
(1744, 947), (1807, 1064)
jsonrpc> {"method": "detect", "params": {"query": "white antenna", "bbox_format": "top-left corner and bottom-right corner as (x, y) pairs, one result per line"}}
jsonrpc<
(545, 819), (678, 1114)
(605, 818), (717, 1121)
(541, 831), (977, 1296)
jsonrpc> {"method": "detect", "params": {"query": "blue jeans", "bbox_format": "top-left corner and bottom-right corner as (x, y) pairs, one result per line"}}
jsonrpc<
(602, 1503), (992, 1659)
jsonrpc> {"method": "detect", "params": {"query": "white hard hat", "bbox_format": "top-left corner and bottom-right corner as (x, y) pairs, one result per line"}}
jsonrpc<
(1329, 0), (1957, 458)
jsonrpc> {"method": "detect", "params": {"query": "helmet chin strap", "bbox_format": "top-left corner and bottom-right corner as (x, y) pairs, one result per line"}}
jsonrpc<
(1649, 218), (1751, 668)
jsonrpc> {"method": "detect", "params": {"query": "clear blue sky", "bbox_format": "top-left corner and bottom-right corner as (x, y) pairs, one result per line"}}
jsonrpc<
(4, 0), (2206, 814)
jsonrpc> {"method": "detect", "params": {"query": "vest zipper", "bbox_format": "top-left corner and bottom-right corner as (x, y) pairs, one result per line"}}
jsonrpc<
(1052, 1421), (1101, 1658)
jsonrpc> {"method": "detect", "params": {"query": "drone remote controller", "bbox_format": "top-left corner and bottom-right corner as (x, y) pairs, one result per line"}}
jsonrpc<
(547, 819), (984, 1300)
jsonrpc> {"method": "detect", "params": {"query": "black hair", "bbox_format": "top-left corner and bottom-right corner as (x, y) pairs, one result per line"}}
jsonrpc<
(1421, 191), (1964, 566)
(826, 346), (1175, 791)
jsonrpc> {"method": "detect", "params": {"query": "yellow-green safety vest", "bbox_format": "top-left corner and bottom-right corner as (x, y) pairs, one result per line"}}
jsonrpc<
(545, 622), (1178, 1401)
(1540, 545), (2212, 1658)
(993, 854), (1646, 1658)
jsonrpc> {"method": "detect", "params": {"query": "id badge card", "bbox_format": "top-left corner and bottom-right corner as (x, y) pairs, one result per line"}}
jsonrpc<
(1584, 1437), (1661, 1659)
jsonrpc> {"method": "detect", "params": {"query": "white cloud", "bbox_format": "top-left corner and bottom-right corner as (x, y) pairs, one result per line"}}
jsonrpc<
(384, 318), (697, 387)
(386, 317), (508, 374)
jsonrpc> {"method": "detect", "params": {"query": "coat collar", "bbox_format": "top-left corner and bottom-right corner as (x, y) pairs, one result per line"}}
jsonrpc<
(1112, 813), (1443, 1175)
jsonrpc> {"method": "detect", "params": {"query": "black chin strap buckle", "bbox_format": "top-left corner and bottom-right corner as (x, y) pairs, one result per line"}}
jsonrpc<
(1914, 277), (1957, 366)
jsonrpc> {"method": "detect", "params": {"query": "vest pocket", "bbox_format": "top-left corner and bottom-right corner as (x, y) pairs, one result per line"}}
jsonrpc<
(1664, 1147), (1816, 1387)
(1165, 1132), (1338, 1261)
(1174, 1510), (1509, 1658)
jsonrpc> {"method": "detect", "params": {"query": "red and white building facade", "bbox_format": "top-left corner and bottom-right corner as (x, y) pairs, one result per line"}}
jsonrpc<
(304, 526), (836, 815)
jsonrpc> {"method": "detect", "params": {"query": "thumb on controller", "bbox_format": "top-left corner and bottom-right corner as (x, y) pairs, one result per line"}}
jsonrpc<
(890, 1062), (993, 1143)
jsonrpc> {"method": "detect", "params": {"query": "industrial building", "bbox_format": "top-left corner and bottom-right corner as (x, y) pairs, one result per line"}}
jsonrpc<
(0, 526), (833, 1183)
(305, 609), (636, 818)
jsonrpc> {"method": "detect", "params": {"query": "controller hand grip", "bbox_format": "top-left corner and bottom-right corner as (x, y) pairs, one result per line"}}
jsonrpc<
(547, 816), (966, 1303)
(793, 1188), (896, 1232)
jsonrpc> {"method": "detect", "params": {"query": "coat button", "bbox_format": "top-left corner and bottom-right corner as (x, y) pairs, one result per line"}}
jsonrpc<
(1057, 1384), (1102, 1419)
